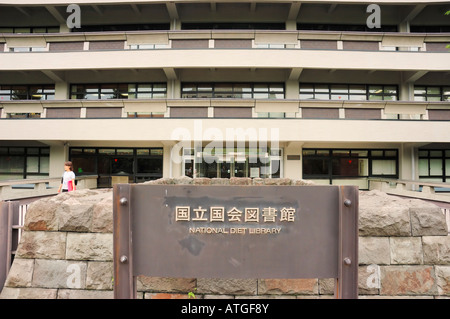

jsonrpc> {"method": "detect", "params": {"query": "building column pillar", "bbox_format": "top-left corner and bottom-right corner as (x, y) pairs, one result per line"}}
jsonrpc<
(48, 143), (67, 187)
(399, 143), (415, 189)
(284, 142), (303, 180)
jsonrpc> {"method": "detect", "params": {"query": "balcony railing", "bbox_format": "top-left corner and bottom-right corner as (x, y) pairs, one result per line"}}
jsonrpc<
(1, 30), (449, 53)
(368, 178), (450, 202)
(1, 99), (449, 120)
(0, 175), (98, 201)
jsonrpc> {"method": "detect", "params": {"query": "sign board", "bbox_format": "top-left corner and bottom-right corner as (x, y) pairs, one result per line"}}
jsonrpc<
(113, 184), (358, 299)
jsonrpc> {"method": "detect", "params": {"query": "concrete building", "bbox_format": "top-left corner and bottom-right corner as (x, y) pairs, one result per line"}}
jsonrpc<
(0, 0), (449, 190)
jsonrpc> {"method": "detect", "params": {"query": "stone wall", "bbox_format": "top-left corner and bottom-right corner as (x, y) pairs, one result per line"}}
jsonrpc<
(1, 177), (449, 299)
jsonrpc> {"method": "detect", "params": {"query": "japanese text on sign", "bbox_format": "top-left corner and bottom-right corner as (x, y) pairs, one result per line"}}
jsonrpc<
(175, 206), (296, 235)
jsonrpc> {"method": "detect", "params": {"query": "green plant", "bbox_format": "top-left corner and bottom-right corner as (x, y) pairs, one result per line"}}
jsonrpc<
(188, 288), (197, 299)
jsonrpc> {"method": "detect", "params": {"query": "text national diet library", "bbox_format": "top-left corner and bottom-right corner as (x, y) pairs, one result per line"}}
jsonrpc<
(175, 205), (297, 235)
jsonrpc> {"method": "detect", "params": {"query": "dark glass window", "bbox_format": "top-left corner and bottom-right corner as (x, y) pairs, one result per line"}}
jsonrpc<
(0, 26), (59, 33)
(297, 24), (397, 32)
(302, 148), (398, 183)
(0, 85), (55, 101)
(0, 147), (50, 180)
(300, 84), (398, 101)
(70, 83), (167, 100)
(410, 26), (450, 33)
(182, 83), (285, 99)
(414, 86), (450, 102)
(418, 149), (450, 183)
(70, 147), (163, 187)
(72, 24), (170, 32)
(182, 23), (285, 30)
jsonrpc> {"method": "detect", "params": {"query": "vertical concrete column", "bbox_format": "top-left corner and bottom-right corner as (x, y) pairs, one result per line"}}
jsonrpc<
(55, 82), (69, 100)
(49, 144), (67, 187)
(285, 80), (300, 100)
(163, 143), (182, 178)
(283, 142), (303, 180)
(59, 23), (70, 33)
(170, 19), (181, 31)
(167, 80), (181, 99)
(399, 144), (414, 189)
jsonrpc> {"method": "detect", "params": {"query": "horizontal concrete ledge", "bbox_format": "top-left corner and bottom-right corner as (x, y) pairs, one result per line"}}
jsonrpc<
(1, 49), (449, 72)
(0, 118), (449, 143)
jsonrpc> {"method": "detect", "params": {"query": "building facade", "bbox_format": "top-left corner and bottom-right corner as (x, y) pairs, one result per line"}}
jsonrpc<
(0, 0), (449, 190)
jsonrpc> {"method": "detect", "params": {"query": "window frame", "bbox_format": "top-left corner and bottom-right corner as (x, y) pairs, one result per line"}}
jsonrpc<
(299, 83), (398, 101)
(181, 82), (285, 99)
(69, 83), (167, 100)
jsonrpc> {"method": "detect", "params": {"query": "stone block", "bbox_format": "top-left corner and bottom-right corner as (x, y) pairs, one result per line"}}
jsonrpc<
(66, 233), (113, 261)
(15, 231), (66, 259)
(359, 265), (381, 295)
(422, 236), (450, 265)
(24, 197), (59, 231)
(292, 179), (315, 186)
(86, 261), (113, 290)
(380, 266), (437, 296)
(174, 176), (193, 184)
(263, 178), (292, 185)
(4, 258), (34, 288)
(211, 178), (230, 185)
(0, 287), (57, 299)
(57, 198), (93, 232)
(410, 206), (448, 236)
(32, 259), (87, 289)
(91, 196), (113, 233)
(318, 278), (335, 295)
(197, 278), (257, 295)
(390, 237), (423, 265)
(359, 237), (390, 265)
(359, 191), (411, 236)
(435, 266), (450, 296)
(258, 278), (318, 295)
(192, 177), (211, 185)
(136, 276), (196, 293)
(57, 289), (113, 299)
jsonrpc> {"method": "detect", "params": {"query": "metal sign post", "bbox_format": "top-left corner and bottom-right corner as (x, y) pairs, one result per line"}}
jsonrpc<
(113, 184), (358, 299)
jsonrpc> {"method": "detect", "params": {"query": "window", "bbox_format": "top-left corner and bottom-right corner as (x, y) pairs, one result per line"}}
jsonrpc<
(127, 112), (164, 118)
(0, 147), (50, 180)
(70, 83), (167, 100)
(9, 47), (47, 52)
(302, 148), (398, 184)
(418, 149), (449, 182)
(414, 86), (450, 102)
(182, 23), (285, 30)
(129, 44), (169, 50)
(69, 147), (163, 187)
(255, 44), (286, 49)
(7, 113), (41, 118)
(0, 85), (55, 101)
(297, 24), (397, 32)
(72, 24), (170, 32)
(300, 84), (398, 101)
(257, 112), (286, 118)
(0, 26), (59, 33)
(182, 83), (285, 99)
(183, 146), (282, 179)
